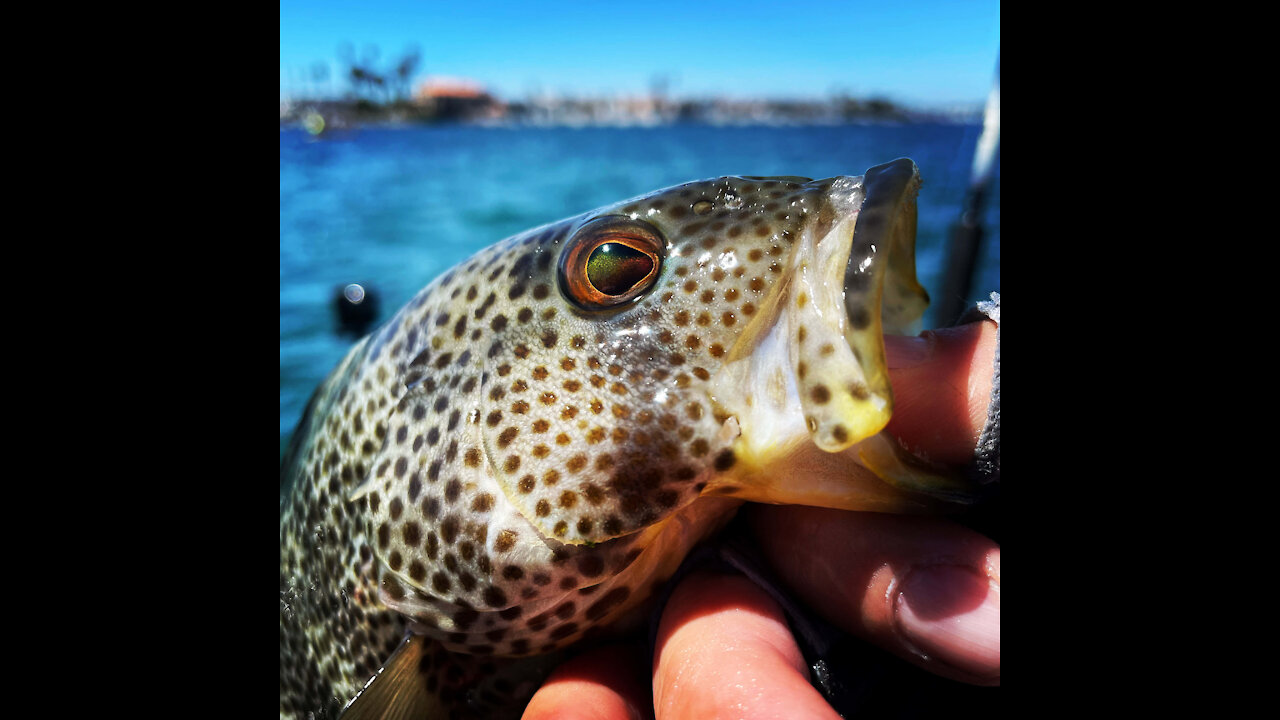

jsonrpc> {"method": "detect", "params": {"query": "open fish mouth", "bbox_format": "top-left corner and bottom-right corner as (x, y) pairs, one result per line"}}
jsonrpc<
(709, 159), (976, 510)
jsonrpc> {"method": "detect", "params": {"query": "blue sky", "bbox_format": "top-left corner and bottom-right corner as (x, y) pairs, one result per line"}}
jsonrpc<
(280, 1), (999, 108)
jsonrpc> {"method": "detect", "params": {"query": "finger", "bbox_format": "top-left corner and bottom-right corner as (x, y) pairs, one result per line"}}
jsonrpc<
(652, 571), (842, 720)
(883, 318), (997, 466)
(523, 643), (651, 720)
(748, 505), (1000, 685)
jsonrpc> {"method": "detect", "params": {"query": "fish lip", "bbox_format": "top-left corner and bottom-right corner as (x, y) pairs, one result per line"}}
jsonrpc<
(841, 158), (926, 322)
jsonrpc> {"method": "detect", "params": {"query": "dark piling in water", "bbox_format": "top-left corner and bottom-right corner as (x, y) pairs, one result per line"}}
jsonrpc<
(334, 282), (380, 337)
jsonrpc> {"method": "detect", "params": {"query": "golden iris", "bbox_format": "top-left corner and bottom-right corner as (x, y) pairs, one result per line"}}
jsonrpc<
(558, 217), (664, 310)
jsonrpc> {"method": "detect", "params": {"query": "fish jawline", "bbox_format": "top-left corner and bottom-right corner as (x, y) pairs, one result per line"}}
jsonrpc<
(704, 162), (971, 511)
(707, 176), (871, 467)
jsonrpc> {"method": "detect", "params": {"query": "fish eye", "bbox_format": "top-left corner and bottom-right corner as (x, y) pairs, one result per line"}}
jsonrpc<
(558, 217), (665, 310)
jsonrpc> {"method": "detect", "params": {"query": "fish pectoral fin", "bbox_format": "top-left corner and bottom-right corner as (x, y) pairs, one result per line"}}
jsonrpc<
(340, 634), (441, 720)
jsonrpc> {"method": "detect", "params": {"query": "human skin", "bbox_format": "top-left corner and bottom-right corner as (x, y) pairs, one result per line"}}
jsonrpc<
(523, 319), (1000, 720)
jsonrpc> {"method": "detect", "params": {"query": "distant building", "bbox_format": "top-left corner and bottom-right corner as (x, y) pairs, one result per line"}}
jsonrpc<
(413, 76), (503, 120)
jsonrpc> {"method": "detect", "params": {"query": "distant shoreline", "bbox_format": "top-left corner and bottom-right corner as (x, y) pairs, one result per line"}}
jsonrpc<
(279, 118), (983, 133)
(279, 97), (983, 134)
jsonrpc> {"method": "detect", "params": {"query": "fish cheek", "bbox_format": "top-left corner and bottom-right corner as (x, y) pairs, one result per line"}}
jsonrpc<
(477, 306), (716, 546)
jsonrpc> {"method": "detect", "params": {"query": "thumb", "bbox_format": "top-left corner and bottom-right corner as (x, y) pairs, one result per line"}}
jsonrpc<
(883, 318), (997, 467)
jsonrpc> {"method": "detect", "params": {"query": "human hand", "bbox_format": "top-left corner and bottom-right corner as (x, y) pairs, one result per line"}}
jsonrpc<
(523, 319), (1001, 719)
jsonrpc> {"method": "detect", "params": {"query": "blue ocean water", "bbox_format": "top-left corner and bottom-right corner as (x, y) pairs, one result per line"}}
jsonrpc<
(280, 124), (999, 456)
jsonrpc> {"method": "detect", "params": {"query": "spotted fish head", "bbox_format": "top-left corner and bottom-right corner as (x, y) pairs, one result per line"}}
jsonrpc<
(347, 159), (978, 658)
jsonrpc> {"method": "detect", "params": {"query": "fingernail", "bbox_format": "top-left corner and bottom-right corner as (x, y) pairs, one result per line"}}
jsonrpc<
(885, 332), (937, 369)
(894, 565), (1000, 682)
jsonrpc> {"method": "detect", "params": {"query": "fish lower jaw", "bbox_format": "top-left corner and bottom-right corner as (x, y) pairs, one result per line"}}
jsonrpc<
(701, 366), (978, 511)
(701, 296), (897, 508)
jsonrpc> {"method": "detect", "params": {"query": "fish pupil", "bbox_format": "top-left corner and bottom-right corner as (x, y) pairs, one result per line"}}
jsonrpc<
(586, 243), (653, 295)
